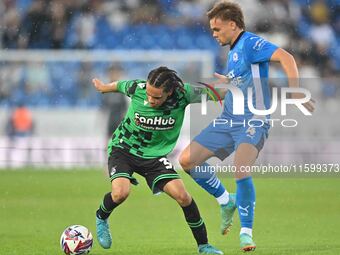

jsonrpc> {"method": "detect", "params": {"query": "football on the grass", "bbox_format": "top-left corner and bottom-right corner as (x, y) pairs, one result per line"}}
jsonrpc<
(60, 225), (93, 254)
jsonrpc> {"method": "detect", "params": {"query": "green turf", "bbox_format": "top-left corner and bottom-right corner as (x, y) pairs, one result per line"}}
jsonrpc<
(0, 169), (340, 255)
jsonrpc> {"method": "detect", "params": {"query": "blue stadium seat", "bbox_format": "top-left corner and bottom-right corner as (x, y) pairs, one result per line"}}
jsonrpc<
(16, 0), (33, 15)
(297, 17), (311, 39)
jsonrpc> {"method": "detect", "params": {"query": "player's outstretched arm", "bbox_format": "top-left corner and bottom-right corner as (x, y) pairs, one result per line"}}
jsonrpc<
(270, 48), (315, 113)
(92, 78), (119, 93)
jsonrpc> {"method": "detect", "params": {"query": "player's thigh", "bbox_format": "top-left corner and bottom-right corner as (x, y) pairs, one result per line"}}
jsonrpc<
(180, 123), (235, 170)
(233, 126), (267, 179)
(163, 179), (192, 207)
(136, 156), (181, 195)
(108, 147), (139, 184)
(194, 122), (235, 160)
(179, 141), (215, 170)
(108, 147), (137, 202)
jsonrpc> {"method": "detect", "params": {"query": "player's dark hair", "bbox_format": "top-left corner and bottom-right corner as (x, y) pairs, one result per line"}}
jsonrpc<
(207, 1), (245, 30)
(147, 66), (185, 93)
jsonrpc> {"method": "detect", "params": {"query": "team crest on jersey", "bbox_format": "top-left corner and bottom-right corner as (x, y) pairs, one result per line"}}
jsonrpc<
(134, 112), (176, 130)
(233, 52), (238, 62)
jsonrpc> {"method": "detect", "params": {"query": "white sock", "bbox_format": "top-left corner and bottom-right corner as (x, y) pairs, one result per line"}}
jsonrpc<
(240, 227), (253, 237)
(216, 190), (229, 205)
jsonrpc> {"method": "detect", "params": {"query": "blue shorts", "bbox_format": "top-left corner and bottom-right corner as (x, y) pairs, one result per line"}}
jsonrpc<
(194, 120), (268, 160)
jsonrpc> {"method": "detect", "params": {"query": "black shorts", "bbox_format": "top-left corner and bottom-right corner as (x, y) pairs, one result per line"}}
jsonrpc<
(108, 147), (180, 194)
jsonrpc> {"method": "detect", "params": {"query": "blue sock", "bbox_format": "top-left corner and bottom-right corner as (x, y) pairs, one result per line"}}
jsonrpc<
(189, 162), (226, 198)
(236, 176), (255, 229)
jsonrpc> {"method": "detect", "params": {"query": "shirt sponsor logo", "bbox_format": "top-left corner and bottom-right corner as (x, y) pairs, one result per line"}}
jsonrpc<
(226, 69), (242, 86)
(134, 113), (176, 130)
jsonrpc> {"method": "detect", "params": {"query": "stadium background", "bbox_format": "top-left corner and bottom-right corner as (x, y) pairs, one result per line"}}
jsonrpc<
(0, 0), (339, 167)
(0, 0), (340, 255)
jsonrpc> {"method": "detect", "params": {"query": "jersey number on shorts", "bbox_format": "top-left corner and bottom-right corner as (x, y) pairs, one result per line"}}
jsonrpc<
(159, 157), (173, 169)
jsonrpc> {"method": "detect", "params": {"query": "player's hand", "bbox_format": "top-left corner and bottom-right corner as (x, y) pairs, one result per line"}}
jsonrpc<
(212, 72), (230, 86)
(92, 78), (107, 93)
(292, 93), (315, 113)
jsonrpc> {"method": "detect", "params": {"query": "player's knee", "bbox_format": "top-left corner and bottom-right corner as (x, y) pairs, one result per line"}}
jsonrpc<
(179, 152), (193, 172)
(233, 165), (251, 180)
(175, 191), (192, 207)
(111, 188), (129, 204)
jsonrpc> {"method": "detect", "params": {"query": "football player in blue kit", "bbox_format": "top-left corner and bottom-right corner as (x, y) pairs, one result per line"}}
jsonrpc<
(179, 1), (315, 252)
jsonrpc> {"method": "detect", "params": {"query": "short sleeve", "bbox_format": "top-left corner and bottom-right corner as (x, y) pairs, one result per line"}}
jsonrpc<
(117, 79), (145, 97)
(244, 36), (278, 64)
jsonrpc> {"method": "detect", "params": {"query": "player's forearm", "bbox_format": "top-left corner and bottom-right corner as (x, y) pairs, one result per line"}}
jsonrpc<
(101, 81), (119, 93)
(92, 78), (119, 93)
(215, 88), (228, 100)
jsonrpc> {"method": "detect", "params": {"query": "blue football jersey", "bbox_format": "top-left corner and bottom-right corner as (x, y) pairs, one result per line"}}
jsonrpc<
(222, 31), (278, 121)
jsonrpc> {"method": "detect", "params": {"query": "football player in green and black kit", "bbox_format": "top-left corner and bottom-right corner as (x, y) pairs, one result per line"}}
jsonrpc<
(92, 66), (226, 255)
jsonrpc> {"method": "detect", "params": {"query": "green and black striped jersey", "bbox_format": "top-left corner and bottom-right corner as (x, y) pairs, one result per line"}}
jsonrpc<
(107, 79), (211, 159)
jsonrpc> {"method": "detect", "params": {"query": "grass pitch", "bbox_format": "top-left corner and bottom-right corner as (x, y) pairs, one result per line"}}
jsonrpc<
(0, 169), (340, 255)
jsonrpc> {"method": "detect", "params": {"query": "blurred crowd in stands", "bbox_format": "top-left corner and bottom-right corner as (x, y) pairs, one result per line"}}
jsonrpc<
(0, 0), (339, 107)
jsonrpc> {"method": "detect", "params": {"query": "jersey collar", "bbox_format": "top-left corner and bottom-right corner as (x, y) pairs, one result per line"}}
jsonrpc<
(230, 31), (245, 50)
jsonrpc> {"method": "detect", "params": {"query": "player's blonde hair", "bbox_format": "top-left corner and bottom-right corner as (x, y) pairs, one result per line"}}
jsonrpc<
(207, 1), (245, 30)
